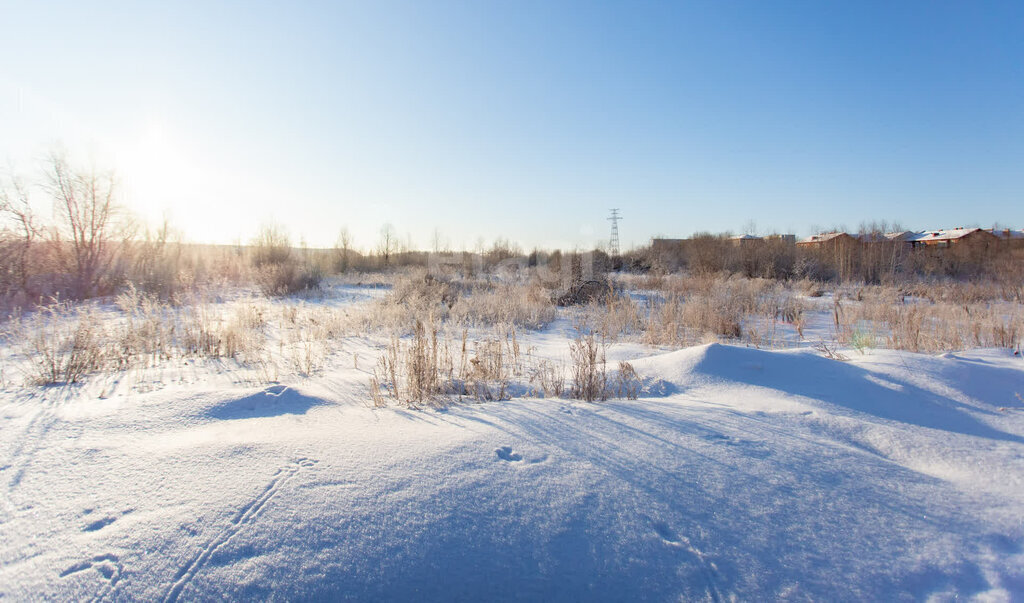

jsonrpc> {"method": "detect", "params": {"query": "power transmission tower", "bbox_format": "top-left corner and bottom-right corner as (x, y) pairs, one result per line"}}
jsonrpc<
(608, 208), (621, 259)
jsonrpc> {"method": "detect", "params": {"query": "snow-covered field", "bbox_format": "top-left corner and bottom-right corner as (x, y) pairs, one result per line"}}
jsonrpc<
(2, 284), (1023, 600)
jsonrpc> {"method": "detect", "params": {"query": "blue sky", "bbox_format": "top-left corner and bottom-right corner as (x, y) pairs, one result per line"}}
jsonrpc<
(1, 1), (1022, 250)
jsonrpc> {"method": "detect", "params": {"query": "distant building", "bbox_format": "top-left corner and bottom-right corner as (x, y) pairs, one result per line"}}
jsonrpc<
(908, 228), (997, 249)
(855, 231), (915, 248)
(986, 228), (1024, 248)
(883, 231), (916, 242)
(764, 234), (797, 245)
(796, 232), (858, 248)
(728, 234), (761, 246)
(650, 238), (686, 252)
(728, 234), (796, 247)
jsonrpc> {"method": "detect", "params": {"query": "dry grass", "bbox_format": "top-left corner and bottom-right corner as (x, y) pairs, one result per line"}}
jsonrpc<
(528, 359), (566, 398)
(13, 301), (106, 385)
(449, 281), (556, 329)
(585, 290), (644, 340)
(5, 267), (1021, 391)
(4, 288), (349, 386)
(369, 316), (520, 407)
(834, 295), (1023, 353)
(611, 272), (1022, 352)
(569, 328), (608, 402)
(614, 361), (642, 400)
(367, 313), (643, 407)
(355, 271), (556, 335)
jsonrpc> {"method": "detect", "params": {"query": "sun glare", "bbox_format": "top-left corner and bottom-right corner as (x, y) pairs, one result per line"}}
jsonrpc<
(112, 119), (211, 239)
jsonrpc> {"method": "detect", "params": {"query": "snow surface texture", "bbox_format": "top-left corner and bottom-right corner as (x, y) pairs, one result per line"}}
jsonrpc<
(2, 340), (1023, 600)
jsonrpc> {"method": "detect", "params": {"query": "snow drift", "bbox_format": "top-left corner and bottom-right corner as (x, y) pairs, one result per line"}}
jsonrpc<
(1, 343), (1022, 600)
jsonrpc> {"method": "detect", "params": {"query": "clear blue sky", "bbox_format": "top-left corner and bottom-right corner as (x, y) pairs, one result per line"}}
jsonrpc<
(2, 1), (1022, 250)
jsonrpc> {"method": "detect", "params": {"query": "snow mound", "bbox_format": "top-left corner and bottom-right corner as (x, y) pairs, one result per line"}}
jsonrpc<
(633, 343), (1023, 442)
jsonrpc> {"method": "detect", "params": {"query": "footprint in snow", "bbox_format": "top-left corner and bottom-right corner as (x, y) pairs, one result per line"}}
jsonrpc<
(495, 446), (523, 462)
(83, 516), (117, 532)
(81, 508), (133, 532)
(651, 520), (684, 547)
(701, 433), (772, 458)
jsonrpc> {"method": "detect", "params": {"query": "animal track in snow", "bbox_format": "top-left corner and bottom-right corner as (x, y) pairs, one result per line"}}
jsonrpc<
(495, 446), (523, 462)
(60, 553), (123, 602)
(700, 433), (771, 458)
(162, 457), (317, 602)
(647, 518), (726, 603)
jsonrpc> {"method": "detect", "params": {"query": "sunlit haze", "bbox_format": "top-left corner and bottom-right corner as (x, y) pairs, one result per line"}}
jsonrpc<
(2, 1), (1022, 250)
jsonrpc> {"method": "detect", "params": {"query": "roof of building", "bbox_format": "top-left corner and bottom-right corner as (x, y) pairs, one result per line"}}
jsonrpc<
(985, 228), (1024, 240)
(909, 228), (990, 242)
(856, 231), (914, 243)
(729, 234), (761, 240)
(798, 232), (849, 244)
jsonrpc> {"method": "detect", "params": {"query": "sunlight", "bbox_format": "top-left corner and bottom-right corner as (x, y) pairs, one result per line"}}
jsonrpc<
(112, 118), (205, 235)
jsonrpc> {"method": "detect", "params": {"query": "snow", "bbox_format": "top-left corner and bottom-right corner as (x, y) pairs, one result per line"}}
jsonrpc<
(2, 298), (1023, 599)
(910, 228), (987, 242)
(798, 232), (849, 244)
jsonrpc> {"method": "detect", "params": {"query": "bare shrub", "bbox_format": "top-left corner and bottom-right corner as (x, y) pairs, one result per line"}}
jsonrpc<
(251, 224), (322, 296)
(643, 286), (744, 347)
(555, 279), (614, 306)
(368, 318), (526, 407)
(814, 338), (849, 361)
(771, 293), (807, 340)
(569, 328), (608, 402)
(464, 335), (511, 401)
(255, 261), (323, 297)
(358, 271), (556, 334)
(529, 359), (566, 398)
(156, 297), (269, 364)
(251, 223), (292, 268)
(406, 319), (442, 406)
(113, 285), (174, 368)
(370, 317), (452, 407)
(614, 361), (642, 400)
(449, 281), (556, 329)
(582, 288), (643, 340)
(124, 220), (193, 299)
(14, 301), (106, 385)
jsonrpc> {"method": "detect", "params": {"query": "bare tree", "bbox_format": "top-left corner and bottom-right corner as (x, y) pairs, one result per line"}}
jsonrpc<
(334, 227), (353, 272)
(431, 227), (446, 254)
(251, 222), (292, 267)
(378, 223), (397, 267)
(44, 152), (124, 298)
(0, 168), (42, 296)
(130, 216), (185, 297)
